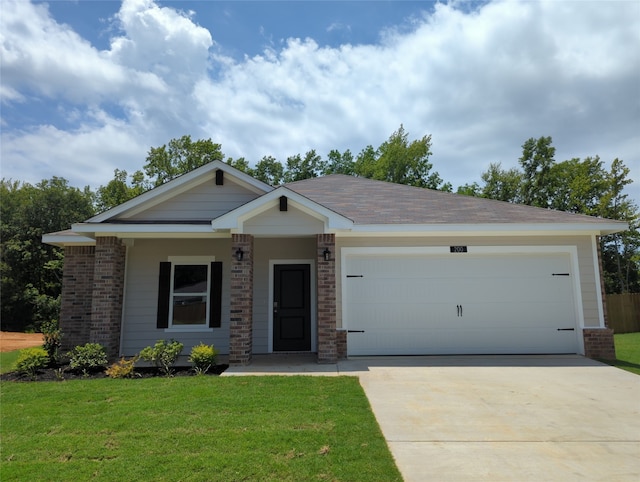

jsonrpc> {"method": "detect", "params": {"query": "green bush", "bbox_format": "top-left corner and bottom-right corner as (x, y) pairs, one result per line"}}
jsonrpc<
(41, 319), (62, 366)
(188, 343), (219, 374)
(139, 339), (184, 376)
(15, 347), (49, 380)
(105, 357), (138, 379)
(68, 343), (108, 376)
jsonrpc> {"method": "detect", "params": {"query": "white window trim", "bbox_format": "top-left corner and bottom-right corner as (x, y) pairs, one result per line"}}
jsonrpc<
(165, 256), (216, 333)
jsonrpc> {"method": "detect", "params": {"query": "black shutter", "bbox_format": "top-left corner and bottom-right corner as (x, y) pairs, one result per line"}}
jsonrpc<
(210, 262), (222, 328)
(156, 262), (171, 329)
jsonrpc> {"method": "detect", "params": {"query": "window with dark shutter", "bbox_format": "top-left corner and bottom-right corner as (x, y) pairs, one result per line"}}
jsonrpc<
(157, 258), (222, 330)
(156, 262), (171, 328)
(210, 262), (222, 328)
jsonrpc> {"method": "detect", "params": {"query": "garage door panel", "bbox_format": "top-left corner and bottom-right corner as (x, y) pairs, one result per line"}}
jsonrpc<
(348, 326), (577, 355)
(344, 252), (578, 356)
(349, 278), (461, 304)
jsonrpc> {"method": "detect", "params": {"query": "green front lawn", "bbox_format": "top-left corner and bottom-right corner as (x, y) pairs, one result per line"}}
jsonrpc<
(611, 332), (640, 375)
(0, 350), (21, 374)
(0, 376), (401, 481)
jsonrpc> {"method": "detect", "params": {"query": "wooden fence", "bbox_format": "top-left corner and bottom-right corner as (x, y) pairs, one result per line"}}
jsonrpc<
(607, 293), (640, 333)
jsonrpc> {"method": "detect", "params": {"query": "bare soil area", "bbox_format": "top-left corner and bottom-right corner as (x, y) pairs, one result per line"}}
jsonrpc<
(0, 332), (44, 352)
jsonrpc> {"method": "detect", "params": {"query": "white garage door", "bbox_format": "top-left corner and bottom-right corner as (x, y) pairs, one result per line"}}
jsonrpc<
(344, 250), (579, 355)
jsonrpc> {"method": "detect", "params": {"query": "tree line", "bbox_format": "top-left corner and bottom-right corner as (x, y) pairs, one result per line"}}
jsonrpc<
(1, 128), (638, 331)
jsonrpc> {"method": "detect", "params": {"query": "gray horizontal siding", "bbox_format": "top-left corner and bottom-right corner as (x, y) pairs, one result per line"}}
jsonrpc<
(244, 205), (324, 235)
(121, 238), (232, 356)
(122, 179), (260, 222)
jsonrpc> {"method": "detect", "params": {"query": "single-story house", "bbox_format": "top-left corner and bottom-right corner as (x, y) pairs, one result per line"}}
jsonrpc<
(43, 160), (627, 364)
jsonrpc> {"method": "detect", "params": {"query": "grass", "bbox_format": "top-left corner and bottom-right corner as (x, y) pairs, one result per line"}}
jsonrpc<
(0, 350), (21, 374)
(0, 376), (402, 481)
(610, 332), (640, 375)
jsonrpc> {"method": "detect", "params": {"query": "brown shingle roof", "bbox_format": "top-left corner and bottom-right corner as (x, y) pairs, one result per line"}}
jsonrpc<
(284, 175), (622, 226)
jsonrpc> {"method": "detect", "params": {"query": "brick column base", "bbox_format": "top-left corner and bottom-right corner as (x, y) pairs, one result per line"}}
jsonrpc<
(59, 246), (95, 351)
(90, 237), (126, 360)
(336, 329), (347, 359)
(583, 328), (616, 361)
(229, 234), (253, 366)
(317, 234), (337, 364)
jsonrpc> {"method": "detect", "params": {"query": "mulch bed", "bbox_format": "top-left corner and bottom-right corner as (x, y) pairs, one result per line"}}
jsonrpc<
(1, 364), (228, 382)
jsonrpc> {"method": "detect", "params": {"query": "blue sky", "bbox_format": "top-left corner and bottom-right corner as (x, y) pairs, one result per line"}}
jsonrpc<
(2, 0), (639, 204)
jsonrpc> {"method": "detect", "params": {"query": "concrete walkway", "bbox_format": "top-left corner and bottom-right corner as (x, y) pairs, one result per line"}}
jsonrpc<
(224, 355), (640, 481)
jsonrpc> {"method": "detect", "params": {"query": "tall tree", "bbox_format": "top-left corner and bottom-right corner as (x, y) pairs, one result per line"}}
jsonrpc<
(1, 178), (95, 331)
(473, 138), (639, 294)
(95, 169), (147, 213)
(598, 159), (640, 293)
(144, 135), (224, 186)
(254, 156), (285, 185)
(519, 136), (555, 207)
(324, 149), (355, 175)
(283, 150), (326, 183)
(547, 157), (607, 215)
(354, 125), (451, 190)
(479, 162), (523, 202)
(225, 156), (252, 175)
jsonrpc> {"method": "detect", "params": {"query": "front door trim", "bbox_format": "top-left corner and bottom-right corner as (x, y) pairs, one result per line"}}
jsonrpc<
(268, 259), (316, 353)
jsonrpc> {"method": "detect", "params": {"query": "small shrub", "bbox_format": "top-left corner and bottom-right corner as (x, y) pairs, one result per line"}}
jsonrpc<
(139, 339), (184, 376)
(41, 319), (62, 366)
(15, 347), (49, 380)
(68, 343), (108, 376)
(106, 357), (138, 379)
(189, 343), (219, 374)
(54, 367), (66, 381)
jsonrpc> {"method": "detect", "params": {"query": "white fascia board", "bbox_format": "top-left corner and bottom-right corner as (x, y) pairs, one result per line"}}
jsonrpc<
(88, 161), (273, 223)
(337, 222), (628, 237)
(72, 223), (217, 236)
(42, 234), (96, 247)
(211, 187), (354, 232)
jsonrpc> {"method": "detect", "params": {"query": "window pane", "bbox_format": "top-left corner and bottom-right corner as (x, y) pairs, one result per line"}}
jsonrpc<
(174, 265), (207, 293)
(172, 296), (207, 325)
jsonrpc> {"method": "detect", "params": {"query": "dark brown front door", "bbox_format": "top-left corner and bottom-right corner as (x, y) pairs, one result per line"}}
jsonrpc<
(273, 264), (311, 351)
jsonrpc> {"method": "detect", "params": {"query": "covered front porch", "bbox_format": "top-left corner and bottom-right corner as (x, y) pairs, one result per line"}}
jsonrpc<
(228, 233), (339, 365)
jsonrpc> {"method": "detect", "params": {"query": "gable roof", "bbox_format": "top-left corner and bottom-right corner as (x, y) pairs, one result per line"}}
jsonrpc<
(89, 160), (273, 223)
(43, 171), (628, 247)
(284, 175), (627, 233)
(210, 186), (353, 232)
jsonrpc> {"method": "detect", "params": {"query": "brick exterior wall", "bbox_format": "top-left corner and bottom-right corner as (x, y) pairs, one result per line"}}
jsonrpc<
(90, 237), (126, 360)
(229, 234), (254, 366)
(317, 234), (337, 363)
(59, 246), (95, 351)
(336, 329), (347, 360)
(583, 328), (616, 360)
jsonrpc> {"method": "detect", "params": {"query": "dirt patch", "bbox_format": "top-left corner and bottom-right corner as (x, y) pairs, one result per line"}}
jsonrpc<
(0, 332), (44, 352)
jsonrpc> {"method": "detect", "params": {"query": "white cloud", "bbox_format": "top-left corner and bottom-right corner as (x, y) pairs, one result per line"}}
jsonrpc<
(1, 0), (638, 202)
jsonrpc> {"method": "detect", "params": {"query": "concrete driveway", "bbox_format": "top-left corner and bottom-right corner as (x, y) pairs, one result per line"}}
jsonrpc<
(225, 354), (640, 481)
(342, 355), (640, 482)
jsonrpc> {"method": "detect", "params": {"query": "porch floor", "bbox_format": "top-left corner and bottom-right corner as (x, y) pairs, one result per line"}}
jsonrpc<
(223, 353), (343, 376)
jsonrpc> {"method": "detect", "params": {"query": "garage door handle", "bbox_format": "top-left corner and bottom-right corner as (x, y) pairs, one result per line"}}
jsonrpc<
(457, 305), (463, 317)
(557, 328), (575, 331)
(347, 330), (365, 333)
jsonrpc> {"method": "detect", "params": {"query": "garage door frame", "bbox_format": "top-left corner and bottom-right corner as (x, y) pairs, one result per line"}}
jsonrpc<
(341, 245), (585, 355)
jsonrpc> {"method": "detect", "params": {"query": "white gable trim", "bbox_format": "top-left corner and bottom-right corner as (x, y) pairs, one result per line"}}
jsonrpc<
(211, 187), (354, 233)
(89, 161), (273, 223)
